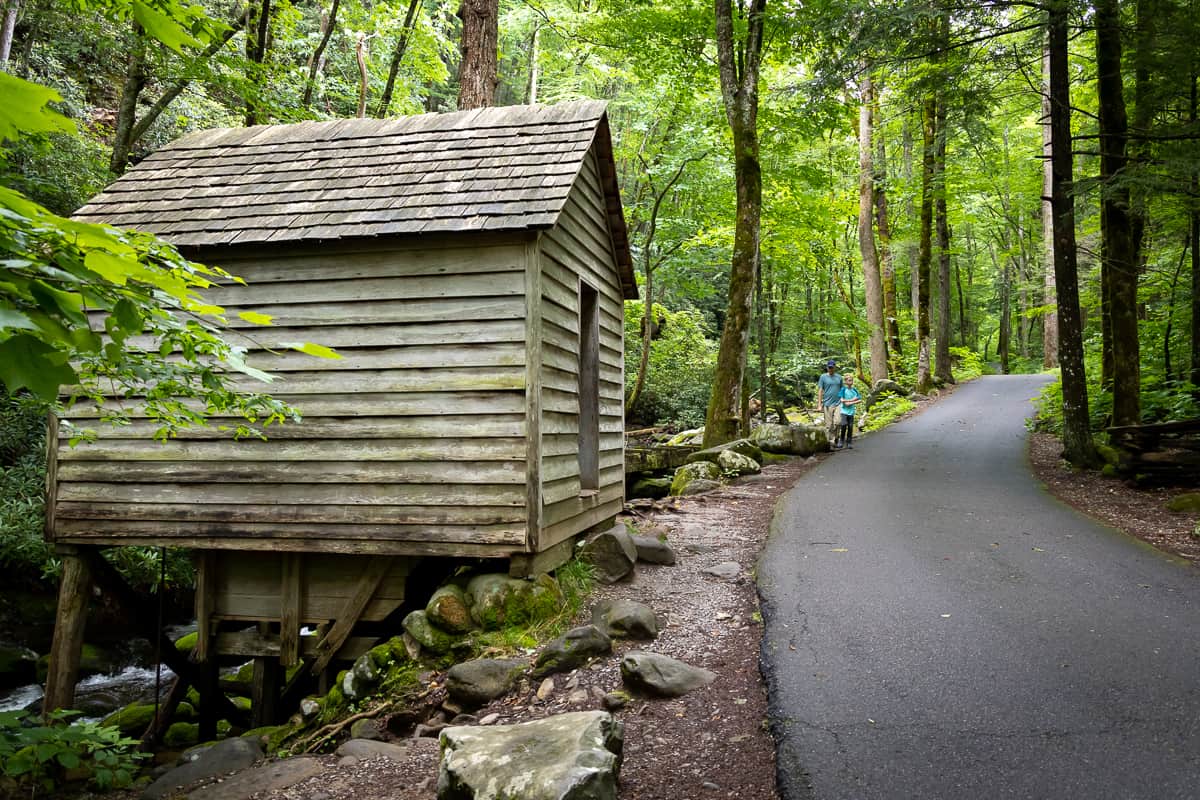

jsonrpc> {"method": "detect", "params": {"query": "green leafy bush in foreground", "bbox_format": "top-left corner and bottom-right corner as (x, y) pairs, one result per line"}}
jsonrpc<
(863, 395), (915, 432)
(0, 710), (146, 796)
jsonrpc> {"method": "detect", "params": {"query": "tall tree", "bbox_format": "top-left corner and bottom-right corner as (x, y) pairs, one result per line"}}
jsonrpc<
(874, 107), (902, 365)
(702, 0), (765, 447)
(0, 0), (18, 68)
(915, 93), (935, 393)
(1047, 0), (1099, 466)
(244, 0), (273, 125)
(301, 0), (342, 108)
(857, 67), (888, 383)
(376, 0), (422, 117)
(1095, 0), (1140, 425)
(933, 87), (954, 384)
(457, 0), (498, 109)
(1041, 41), (1058, 368)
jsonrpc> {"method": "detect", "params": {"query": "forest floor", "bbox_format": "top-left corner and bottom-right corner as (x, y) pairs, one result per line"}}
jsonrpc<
(99, 385), (1199, 800)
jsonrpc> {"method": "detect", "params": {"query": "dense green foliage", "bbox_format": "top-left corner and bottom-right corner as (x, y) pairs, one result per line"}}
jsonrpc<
(0, 709), (146, 795)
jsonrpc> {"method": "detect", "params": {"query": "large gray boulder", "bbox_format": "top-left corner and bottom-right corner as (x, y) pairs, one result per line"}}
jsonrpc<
(533, 625), (612, 678)
(342, 653), (381, 701)
(620, 651), (716, 698)
(580, 524), (638, 584)
(749, 423), (828, 456)
(446, 658), (530, 708)
(684, 438), (763, 467)
(438, 711), (623, 800)
(141, 737), (263, 799)
(591, 599), (659, 641)
(629, 535), (676, 565)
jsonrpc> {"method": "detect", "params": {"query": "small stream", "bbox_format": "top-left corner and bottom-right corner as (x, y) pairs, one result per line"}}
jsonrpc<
(0, 622), (195, 720)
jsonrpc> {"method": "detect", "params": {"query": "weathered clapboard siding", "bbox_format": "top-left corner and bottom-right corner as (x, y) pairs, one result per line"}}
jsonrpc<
(53, 241), (533, 555)
(535, 148), (626, 547)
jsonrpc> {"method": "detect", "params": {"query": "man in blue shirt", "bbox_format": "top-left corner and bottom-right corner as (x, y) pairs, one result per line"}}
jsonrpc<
(816, 359), (843, 449)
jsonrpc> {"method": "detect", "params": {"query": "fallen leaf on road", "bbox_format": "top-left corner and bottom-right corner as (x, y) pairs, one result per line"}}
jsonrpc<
(830, 548), (849, 552)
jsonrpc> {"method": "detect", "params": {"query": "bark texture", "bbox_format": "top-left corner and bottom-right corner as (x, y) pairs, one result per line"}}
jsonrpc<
(1096, 0), (1140, 426)
(1041, 42), (1059, 368)
(703, 0), (765, 448)
(915, 95), (935, 394)
(456, 0), (498, 110)
(1048, 1), (1099, 467)
(857, 69), (888, 383)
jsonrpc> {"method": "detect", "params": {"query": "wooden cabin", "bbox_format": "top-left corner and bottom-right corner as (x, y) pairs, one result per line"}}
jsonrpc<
(43, 101), (636, 725)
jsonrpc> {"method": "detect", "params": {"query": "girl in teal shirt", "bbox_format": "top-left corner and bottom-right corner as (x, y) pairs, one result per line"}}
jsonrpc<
(836, 375), (862, 449)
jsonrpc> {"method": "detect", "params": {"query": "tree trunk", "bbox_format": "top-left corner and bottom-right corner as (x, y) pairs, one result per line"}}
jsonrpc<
(703, 0), (765, 448)
(0, 0), (19, 69)
(1048, 1), (1099, 467)
(932, 11), (953, 385)
(1190, 68), (1199, 393)
(857, 68), (888, 384)
(1041, 41), (1059, 368)
(110, 21), (147, 176)
(301, 0), (341, 108)
(904, 114), (920, 347)
(355, 34), (368, 117)
(915, 95), (935, 394)
(375, 0), (421, 118)
(996, 245), (1011, 375)
(1096, 0), (1140, 426)
(875, 123), (902, 364)
(526, 23), (540, 104)
(456, 0), (498, 110)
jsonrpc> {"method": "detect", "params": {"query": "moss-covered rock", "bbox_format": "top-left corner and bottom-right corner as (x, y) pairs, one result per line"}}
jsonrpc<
(628, 476), (672, 499)
(173, 631), (198, 655)
(684, 438), (763, 467)
(666, 428), (704, 446)
(402, 610), (457, 654)
(101, 702), (157, 736)
(367, 637), (409, 671)
(426, 584), (474, 633)
(164, 722), (200, 748)
(1166, 493), (1200, 513)
(670, 461), (721, 496)
(716, 449), (761, 476)
(219, 662), (254, 695)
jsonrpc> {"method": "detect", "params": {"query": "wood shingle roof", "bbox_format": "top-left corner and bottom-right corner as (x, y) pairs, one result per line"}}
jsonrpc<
(75, 101), (635, 297)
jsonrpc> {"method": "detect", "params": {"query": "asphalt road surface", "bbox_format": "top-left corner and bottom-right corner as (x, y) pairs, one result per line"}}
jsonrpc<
(758, 374), (1200, 800)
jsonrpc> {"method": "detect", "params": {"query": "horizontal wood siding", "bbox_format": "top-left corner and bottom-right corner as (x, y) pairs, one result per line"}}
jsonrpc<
(52, 241), (532, 556)
(537, 149), (625, 548)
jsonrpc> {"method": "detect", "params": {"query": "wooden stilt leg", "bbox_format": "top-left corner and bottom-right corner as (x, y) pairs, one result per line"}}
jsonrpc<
(43, 546), (92, 718)
(251, 657), (281, 727)
(197, 658), (219, 741)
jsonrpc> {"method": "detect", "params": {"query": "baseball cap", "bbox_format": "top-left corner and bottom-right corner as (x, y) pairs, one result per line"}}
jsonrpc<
(826, 359), (836, 368)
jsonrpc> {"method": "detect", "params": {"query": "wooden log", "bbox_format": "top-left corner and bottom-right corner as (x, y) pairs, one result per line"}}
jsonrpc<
(140, 675), (189, 750)
(43, 547), (92, 716)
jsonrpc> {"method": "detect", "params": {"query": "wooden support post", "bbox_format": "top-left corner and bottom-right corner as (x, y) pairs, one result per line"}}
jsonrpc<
(251, 657), (281, 728)
(43, 546), (92, 717)
(197, 658), (219, 742)
(279, 553), (302, 668)
(194, 551), (216, 663)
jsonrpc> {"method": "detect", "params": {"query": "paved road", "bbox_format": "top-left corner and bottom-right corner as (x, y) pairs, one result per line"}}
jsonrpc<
(758, 375), (1200, 800)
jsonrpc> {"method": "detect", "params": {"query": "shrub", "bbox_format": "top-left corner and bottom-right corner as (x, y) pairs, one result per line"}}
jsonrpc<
(624, 301), (717, 429)
(0, 710), (146, 795)
(863, 395), (915, 432)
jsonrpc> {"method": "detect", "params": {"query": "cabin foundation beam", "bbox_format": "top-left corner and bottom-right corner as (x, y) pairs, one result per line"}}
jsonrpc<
(509, 536), (576, 578)
(251, 656), (282, 728)
(43, 546), (93, 717)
